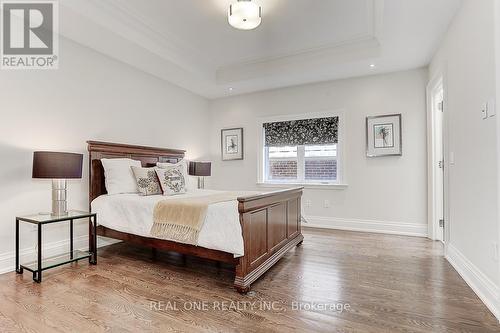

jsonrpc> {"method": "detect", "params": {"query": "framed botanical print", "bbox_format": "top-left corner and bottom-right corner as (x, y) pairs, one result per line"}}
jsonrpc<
(366, 114), (402, 157)
(221, 128), (243, 160)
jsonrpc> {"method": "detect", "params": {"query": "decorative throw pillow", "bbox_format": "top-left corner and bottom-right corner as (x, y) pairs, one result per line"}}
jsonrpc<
(155, 163), (187, 196)
(101, 158), (142, 195)
(156, 159), (188, 170)
(131, 166), (162, 196)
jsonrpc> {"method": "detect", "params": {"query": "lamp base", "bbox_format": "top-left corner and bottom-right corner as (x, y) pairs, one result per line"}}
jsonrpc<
(51, 179), (68, 217)
(197, 176), (205, 189)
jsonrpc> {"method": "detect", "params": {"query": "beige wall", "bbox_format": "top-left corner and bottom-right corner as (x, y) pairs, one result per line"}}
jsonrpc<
(0, 37), (209, 273)
(208, 68), (428, 236)
(429, 0), (499, 318)
(430, 0), (498, 284)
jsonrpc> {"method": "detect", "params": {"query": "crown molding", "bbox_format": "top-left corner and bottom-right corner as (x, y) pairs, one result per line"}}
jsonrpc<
(100, 0), (217, 69)
(216, 36), (381, 84)
(220, 0), (384, 68)
(57, 0), (393, 98)
(369, 0), (385, 38)
(60, 0), (215, 79)
(216, 0), (384, 84)
(61, 0), (384, 85)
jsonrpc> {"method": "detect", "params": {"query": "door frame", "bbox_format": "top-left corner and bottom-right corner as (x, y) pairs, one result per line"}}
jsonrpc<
(426, 70), (450, 247)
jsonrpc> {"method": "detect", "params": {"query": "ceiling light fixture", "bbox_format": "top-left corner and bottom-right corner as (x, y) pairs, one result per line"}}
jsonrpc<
(370, 64), (376, 68)
(228, 0), (262, 30)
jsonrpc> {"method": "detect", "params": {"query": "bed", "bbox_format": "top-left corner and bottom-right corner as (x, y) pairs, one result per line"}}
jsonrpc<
(88, 141), (303, 293)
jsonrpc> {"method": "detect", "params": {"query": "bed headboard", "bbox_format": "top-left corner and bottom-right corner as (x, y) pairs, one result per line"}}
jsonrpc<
(87, 141), (185, 203)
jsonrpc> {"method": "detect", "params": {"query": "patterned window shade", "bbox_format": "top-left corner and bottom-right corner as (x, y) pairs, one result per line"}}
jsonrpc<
(263, 117), (339, 147)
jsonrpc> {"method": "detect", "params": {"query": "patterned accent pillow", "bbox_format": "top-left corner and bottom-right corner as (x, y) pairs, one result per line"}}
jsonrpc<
(156, 159), (188, 171)
(155, 163), (187, 196)
(131, 166), (162, 196)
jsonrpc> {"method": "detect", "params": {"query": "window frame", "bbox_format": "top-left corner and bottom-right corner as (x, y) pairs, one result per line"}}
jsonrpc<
(304, 144), (338, 182)
(257, 110), (346, 188)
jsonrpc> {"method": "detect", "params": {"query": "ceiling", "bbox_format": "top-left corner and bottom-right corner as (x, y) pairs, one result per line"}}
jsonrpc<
(60, 0), (462, 98)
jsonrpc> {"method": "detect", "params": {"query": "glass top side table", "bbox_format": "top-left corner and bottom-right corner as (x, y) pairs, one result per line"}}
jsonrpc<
(15, 210), (97, 282)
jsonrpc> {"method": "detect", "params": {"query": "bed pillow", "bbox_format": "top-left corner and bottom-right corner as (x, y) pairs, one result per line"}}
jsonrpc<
(157, 159), (197, 191)
(101, 158), (141, 195)
(155, 162), (188, 196)
(156, 159), (188, 170)
(131, 166), (162, 196)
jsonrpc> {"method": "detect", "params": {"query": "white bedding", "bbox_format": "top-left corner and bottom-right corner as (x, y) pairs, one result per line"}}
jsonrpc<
(91, 189), (244, 257)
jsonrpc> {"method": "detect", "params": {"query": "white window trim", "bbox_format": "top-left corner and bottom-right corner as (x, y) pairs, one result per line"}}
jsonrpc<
(257, 110), (347, 188)
(256, 182), (349, 190)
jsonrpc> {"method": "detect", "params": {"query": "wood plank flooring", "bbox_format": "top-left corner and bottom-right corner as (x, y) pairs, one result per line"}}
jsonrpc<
(0, 228), (498, 333)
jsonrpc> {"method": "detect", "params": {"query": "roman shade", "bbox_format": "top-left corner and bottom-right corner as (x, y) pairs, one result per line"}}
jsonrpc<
(263, 116), (339, 147)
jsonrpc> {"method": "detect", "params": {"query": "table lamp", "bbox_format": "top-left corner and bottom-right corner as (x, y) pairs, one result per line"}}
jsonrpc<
(32, 151), (83, 216)
(188, 161), (211, 189)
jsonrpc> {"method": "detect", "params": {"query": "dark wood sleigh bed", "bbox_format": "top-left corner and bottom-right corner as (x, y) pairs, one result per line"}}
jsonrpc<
(87, 141), (303, 293)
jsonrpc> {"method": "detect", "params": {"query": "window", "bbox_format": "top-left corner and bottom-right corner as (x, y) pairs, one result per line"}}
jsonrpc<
(305, 144), (338, 182)
(261, 114), (341, 185)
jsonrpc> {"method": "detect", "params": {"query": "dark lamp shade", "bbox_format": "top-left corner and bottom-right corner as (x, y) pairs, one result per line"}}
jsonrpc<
(188, 161), (211, 177)
(32, 151), (83, 179)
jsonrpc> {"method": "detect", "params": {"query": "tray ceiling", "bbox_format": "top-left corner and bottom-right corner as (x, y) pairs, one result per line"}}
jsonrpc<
(60, 0), (462, 98)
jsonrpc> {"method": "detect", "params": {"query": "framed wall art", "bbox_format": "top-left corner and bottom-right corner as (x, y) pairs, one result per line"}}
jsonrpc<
(221, 128), (244, 160)
(366, 114), (402, 157)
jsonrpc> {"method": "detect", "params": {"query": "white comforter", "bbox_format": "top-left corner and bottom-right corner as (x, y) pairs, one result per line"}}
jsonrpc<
(91, 189), (244, 257)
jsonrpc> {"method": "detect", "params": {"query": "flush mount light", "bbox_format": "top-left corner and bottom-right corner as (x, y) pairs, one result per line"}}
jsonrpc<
(228, 0), (262, 30)
(370, 64), (376, 68)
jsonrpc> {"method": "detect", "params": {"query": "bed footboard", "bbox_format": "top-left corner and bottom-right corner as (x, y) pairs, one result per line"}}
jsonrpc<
(234, 187), (303, 293)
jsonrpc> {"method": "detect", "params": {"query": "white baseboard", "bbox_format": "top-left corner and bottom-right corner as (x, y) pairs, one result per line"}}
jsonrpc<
(446, 244), (500, 321)
(0, 235), (119, 275)
(303, 216), (427, 237)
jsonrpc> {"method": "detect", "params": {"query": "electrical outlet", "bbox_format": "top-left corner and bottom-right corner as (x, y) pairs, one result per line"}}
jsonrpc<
(305, 200), (312, 208)
(323, 200), (331, 208)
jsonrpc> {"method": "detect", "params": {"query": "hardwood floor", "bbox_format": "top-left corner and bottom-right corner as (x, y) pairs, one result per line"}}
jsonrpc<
(0, 228), (498, 333)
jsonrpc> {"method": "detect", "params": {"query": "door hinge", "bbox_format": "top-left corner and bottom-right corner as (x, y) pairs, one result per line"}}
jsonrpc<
(439, 219), (444, 228)
(438, 160), (444, 169)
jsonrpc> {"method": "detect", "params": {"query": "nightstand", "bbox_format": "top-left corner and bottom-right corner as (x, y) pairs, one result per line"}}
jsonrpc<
(15, 210), (97, 283)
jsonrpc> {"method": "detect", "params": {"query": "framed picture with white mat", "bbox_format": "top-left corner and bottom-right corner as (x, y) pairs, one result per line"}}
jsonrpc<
(221, 128), (244, 160)
(366, 114), (402, 157)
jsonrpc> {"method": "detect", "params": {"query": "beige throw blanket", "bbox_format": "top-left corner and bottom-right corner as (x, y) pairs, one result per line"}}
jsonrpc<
(151, 192), (252, 245)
